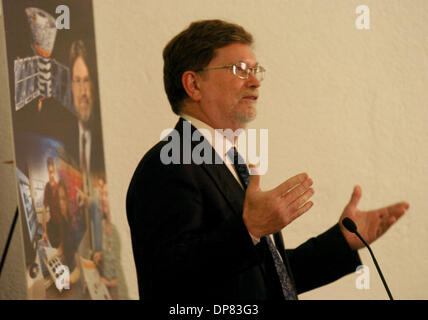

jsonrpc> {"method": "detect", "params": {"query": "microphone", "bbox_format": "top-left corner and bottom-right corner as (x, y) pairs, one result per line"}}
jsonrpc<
(341, 217), (394, 300)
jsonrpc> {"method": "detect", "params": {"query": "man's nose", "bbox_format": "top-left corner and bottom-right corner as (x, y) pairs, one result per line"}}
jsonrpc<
(246, 71), (261, 88)
(80, 84), (90, 94)
(75, 80), (91, 93)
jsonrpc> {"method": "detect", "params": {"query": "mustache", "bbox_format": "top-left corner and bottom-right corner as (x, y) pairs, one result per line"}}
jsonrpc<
(79, 95), (90, 105)
(241, 91), (259, 98)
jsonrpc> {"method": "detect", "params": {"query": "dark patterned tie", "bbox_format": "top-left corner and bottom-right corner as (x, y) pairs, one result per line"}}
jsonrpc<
(227, 147), (297, 300)
(81, 132), (90, 192)
(81, 132), (87, 174)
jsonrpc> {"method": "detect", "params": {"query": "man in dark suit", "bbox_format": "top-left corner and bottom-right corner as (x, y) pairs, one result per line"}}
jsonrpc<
(126, 20), (409, 300)
(68, 40), (105, 187)
(67, 39), (106, 255)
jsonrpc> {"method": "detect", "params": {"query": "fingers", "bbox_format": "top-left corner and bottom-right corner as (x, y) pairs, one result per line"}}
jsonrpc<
(278, 175), (315, 226)
(287, 187), (315, 211)
(387, 202), (409, 226)
(389, 216), (397, 225)
(274, 172), (308, 196)
(276, 173), (314, 220)
(373, 202), (409, 239)
(383, 202), (409, 221)
(289, 200), (314, 222)
(281, 176), (313, 201)
(247, 164), (261, 191)
(371, 202), (409, 222)
(348, 185), (362, 208)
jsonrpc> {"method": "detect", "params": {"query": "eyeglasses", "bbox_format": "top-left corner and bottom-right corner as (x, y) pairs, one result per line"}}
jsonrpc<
(200, 61), (265, 81)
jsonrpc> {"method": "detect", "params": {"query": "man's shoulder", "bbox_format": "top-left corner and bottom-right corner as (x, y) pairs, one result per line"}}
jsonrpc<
(134, 138), (170, 172)
(129, 117), (225, 187)
(130, 137), (184, 188)
(132, 118), (191, 172)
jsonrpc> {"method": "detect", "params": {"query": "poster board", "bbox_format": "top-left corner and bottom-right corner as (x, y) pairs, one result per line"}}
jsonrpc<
(2, 0), (128, 299)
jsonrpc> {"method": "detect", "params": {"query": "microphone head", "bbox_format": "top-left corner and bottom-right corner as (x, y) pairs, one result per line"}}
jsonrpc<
(342, 217), (357, 233)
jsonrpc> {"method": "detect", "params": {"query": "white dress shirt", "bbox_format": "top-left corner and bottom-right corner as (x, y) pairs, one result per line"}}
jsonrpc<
(78, 121), (91, 174)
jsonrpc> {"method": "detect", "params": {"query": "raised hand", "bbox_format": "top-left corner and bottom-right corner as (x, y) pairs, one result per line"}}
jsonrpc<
(339, 185), (409, 250)
(243, 168), (315, 238)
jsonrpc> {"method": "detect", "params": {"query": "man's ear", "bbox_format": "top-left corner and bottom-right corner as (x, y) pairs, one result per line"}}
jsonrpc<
(182, 71), (202, 102)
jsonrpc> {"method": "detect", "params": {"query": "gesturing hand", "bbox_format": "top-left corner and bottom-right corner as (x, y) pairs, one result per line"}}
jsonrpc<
(339, 185), (410, 250)
(243, 168), (315, 238)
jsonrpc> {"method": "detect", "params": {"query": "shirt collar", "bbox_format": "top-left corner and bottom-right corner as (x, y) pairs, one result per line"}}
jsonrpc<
(180, 114), (239, 164)
(78, 121), (91, 139)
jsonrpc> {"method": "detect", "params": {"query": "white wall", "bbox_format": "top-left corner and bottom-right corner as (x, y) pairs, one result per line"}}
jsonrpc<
(92, 0), (428, 300)
(1, 0), (427, 300)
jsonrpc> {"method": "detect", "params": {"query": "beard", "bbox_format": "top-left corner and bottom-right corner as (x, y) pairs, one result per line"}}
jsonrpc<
(231, 104), (257, 124)
(77, 99), (93, 125)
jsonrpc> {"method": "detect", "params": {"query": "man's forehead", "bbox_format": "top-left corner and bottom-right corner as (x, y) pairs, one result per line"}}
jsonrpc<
(73, 56), (90, 75)
(211, 42), (257, 65)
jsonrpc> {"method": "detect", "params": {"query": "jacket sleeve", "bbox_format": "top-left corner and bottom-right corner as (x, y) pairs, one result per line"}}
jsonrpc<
(286, 223), (362, 294)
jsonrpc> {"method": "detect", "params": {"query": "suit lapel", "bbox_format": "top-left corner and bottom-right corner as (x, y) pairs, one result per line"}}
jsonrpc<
(201, 161), (245, 218)
(175, 117), (246, 218)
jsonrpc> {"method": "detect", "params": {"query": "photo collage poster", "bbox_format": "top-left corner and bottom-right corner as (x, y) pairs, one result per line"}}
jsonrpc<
(2, 0), (128, 299)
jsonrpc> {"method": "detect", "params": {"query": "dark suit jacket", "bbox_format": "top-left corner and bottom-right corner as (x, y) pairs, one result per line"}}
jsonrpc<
(126, 118), (361, 300)
(62, 116), (106, 181)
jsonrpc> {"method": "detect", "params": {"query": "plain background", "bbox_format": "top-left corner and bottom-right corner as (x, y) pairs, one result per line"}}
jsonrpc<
(1, 0), (427, 299)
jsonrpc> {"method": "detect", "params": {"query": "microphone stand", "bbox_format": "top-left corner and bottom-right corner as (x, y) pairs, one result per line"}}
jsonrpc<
(353, 231), (394, 300)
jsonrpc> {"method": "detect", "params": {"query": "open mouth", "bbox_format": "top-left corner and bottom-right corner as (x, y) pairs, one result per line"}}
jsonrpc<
(242, 95), (258, 100)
